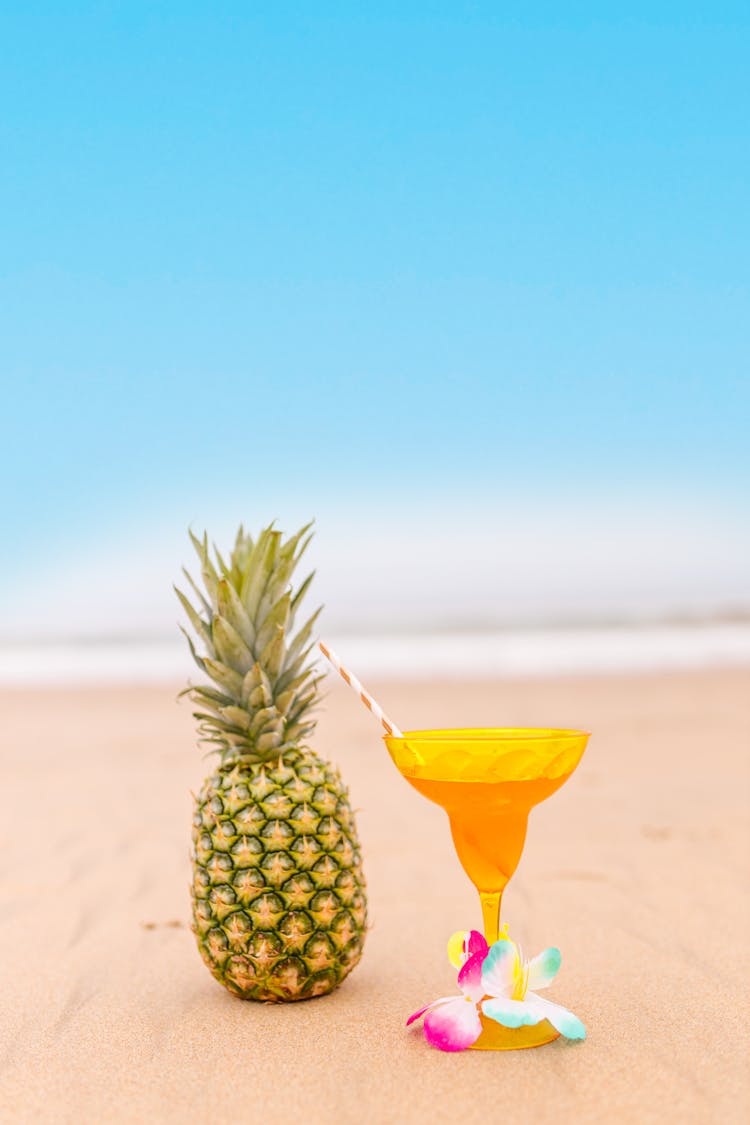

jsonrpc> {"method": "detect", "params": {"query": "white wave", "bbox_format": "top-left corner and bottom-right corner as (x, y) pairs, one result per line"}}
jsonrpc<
(1, 624), (749, 685)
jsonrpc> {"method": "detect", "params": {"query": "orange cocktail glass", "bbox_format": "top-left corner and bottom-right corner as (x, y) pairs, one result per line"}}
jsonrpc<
(384, 728), (589, 1049)
(384, 728), (589, 941)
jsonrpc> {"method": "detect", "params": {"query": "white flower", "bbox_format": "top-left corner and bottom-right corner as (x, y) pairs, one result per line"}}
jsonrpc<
(480, 938), (585, 1039)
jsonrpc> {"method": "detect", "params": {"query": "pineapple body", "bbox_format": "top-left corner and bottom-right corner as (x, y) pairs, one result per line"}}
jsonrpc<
(192, 750), (366, 1000)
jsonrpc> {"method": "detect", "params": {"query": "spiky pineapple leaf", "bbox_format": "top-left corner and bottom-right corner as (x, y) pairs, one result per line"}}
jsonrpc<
(213, 543), (230, 577)
(255, 591), (291, 654)
(249, 705), (279, 735)
(220, 705), (252, 732)
(256, 729), (283, 752)
(180, 626), (207, 672)
(286, 689), (319, 726)
(282, 608), (322, 672)
(274, 682), (304, 715)
(192, 713), (250, 740)
(284, 720), (316, 743)
(190, 685), (235, 708)
(276, 661), (316, 697)
(259, 624), (285, 680)
(258, 716), (285, 739)
(289, 570), (315, 623)
(212, 616), (255, 675)
(242, 662), (273, 709)
(241, 528), (279, 620)
(257, 522), (313, 618)
(190, 530), (220, 610)
(216, 577), (255, 649)
(203, 657), (244, 698)
(181, 566), (211, 615)
(174, 586), (214, 651)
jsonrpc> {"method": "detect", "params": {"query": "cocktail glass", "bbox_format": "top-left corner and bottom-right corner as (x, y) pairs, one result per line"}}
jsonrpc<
(384, 727), (589, 1050)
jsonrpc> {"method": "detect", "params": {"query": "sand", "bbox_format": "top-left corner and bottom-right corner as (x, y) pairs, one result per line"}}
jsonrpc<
(1, 669), (748, 1124)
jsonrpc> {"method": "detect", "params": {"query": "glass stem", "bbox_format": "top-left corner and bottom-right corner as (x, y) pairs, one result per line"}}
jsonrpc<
(479, 890), (503, 944)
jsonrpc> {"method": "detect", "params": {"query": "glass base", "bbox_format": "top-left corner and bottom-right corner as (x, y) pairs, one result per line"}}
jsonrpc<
(470, 1013), (560, 1051)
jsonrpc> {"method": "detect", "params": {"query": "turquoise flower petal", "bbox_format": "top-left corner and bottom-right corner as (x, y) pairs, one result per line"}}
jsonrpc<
(527, 946), (561, 991)
(482, 997), (545, 1029)
(527, 995), (586, 1040)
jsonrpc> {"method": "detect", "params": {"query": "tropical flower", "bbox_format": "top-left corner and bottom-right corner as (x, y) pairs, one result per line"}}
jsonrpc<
(407, 929), (585, 1052)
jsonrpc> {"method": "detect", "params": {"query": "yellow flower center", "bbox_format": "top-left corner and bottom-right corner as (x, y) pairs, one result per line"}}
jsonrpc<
(511, 954), (529, 1001)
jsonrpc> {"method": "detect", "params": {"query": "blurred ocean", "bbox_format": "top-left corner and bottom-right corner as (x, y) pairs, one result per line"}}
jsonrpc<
(2, 623), (749, 685)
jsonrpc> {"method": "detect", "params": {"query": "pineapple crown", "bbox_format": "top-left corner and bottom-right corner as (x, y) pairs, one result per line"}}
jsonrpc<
(176, 521), (322, 765)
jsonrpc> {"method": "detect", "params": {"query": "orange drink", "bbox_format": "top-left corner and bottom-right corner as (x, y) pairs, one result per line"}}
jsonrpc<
(384, 729), (589, 944)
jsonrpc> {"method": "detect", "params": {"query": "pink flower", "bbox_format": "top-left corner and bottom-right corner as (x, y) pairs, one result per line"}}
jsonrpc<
(407, 929), (585, 1052)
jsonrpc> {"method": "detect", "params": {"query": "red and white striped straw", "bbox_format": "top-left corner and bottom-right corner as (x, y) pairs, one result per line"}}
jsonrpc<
(318, 641), (403, 738)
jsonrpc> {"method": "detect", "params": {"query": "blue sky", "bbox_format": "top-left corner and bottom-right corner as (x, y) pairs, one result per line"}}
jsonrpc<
(1, 3), (748, 634)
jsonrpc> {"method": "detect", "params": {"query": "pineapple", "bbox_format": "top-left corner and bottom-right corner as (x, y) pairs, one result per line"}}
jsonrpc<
(176, 521), (367, 1001)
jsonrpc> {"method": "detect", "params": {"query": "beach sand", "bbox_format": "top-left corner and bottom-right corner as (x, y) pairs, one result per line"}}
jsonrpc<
(1, 669), (748, 1124)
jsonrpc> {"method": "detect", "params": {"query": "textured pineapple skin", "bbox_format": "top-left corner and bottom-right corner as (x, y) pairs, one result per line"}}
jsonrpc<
(191, 748), (367, 1001)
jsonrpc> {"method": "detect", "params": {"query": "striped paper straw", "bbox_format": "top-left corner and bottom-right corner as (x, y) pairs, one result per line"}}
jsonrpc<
(318, 641), (403, 738)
